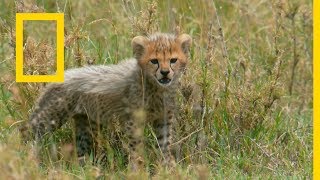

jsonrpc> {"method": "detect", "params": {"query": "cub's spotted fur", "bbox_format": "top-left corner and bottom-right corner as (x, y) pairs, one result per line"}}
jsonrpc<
(29, 33), (192, 169)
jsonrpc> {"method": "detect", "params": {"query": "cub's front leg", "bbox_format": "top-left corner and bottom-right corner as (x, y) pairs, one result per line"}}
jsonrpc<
(153, 108), (176, 168)
(124, 109), (145, 171)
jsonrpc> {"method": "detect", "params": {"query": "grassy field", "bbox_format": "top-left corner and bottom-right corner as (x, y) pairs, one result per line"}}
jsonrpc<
(0, 0), (312, 179)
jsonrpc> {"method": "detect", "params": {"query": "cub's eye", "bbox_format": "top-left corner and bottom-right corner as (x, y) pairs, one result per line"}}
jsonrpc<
(150, 59), (159, 64)
(170, 58), (178, 64)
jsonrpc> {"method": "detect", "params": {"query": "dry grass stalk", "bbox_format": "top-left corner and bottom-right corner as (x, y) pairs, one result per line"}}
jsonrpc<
(23, 37), (55, 75)
(125, 1), (159, 35)
(287, 4), (299, 95)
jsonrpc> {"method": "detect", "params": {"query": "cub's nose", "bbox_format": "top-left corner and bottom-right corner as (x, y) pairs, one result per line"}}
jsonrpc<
(160, 70), (170, 77)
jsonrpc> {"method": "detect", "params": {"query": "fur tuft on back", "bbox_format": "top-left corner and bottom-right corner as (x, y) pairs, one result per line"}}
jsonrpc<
(61, 58), (140, 94)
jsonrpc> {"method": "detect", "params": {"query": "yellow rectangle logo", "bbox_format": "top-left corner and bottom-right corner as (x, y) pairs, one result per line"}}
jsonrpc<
(16, 13), (64, 82)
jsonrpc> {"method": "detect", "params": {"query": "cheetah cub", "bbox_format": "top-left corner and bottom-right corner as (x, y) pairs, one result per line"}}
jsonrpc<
(29, 33), (192, 169)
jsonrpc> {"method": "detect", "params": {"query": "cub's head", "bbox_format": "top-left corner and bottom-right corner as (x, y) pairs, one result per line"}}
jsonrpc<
(132, 33), (192, 87)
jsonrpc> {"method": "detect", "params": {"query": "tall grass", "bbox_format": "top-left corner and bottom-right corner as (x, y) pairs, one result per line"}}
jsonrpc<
(0, 0), (312, 178)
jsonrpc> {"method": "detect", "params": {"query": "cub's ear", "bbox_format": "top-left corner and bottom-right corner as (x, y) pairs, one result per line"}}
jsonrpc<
(177, 34), (192, 54)
(132, 36), (148, 60)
